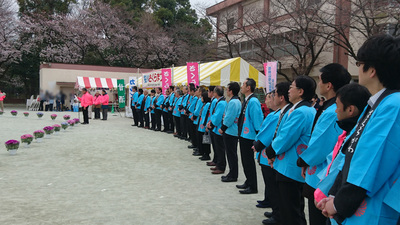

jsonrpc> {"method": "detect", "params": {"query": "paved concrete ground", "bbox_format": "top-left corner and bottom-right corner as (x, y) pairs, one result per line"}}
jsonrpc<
(0, 106), (308, 225)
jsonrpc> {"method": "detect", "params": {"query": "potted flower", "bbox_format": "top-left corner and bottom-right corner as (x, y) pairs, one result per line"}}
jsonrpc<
(73, 118), (80, 125)
(50, 114), (57, 120)
(37, 112), (44, 118)
(63, 115), (71, 120)
(61, 122), (69, 130)
(0, 111), (3, 115)
(11, 110), (18, 116)
(21, 134), (34, 147)
(5, 139), (19, 155)
(53, 124), (61, 134)
(33, 130), (45, 142)
(43, 126), (54, 138)
(67, 119), (75, 127)
(23, 112), (29, 117)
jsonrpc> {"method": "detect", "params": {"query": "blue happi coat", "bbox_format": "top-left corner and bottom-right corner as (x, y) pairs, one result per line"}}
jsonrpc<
(181, 94), (189, 115)
(131, 91), (138, 106)
(150, 96), (156, 114)
(163, 95), (170, 112)
(210, 97), (227, 136)
(173, 97), (182, 117)
(193, 100), (203, 125)
(169, 93), (175, 112)
(155, 94), (165, 110)
(334, 92), (400, 225)
(239, 97), (263, 140)
(144, 95), (152, 111)
(198, 102), (211, 132)
(188, 96), (199, 119)
(272, 102), (316, 182)
(136, 94), (144, 110)
(255, 110), (280, 166)
(300, 104), (342, 188)
(221, 96), (241, 137)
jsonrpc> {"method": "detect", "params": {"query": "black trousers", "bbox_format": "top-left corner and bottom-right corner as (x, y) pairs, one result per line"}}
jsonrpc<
(186, 116), (192, 141)
(151, 113), (156, 129)
(102, 107), (108, 120)
(239, 137), (257, 190)
(210, 130), (217, 163)
(180, 115), (188, 138)
(168, 111), (174, 132)
(277, 175), (306, 225)
(189, 119), (197, 147)
(174, 116), (181, 136)
(307, 192), (328, 225)
(137, 109), (143, 126)
(263, 165), (280, 221)
(155, 109), (162, 130)
(82, 107), (89, 124)
(223, 133), (239, 179)
(162, 111), (169, 131)
(132, 106), (138, 125)
(144, 111), (150, 127)
(197, 131), (211, 155)
(211, 132), (226, 171)
(94, 107), (100, 119)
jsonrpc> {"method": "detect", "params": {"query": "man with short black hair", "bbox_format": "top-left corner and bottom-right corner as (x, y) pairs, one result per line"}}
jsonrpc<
(297, 63), (351, 225)
(266, 75), (316, 225)
(219, 82), (241, 182)
(131, 86), (139, 126)
(154, 87), (164, 131)
(236, 78), (264, 194)
(320, 34), (400, 225)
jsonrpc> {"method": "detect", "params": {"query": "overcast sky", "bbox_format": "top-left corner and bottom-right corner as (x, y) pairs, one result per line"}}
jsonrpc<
(189, 0), (224, 14)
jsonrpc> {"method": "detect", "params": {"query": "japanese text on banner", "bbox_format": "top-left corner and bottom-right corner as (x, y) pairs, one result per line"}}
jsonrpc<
(161, 68), (172, 95)
(264, 62), (277, 93)
(187, 62), (199, 86)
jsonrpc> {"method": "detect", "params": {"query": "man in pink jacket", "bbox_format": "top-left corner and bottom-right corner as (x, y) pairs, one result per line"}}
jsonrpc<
(101, 90), (109, 120)
(77, 88), (93, 124)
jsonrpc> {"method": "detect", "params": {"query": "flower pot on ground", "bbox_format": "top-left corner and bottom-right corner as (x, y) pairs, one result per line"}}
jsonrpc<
(61, 122), (68, 130)
(63, 115), (70, 121)
(23, 112), (29, 117)
(0, 111), (4, 116)
(51, 114), (57, 120)
(53, 124), (61, 134)
(43, 126), (54, 138)
(33, 130), (45, 142)
(11, 110), (18, 116)
(37, 112), (44, 119)
(73, 118), (80, 125)
(67, 120), (75, 127)
(5, 139), (19, 155)
(21, 134), (33, 148)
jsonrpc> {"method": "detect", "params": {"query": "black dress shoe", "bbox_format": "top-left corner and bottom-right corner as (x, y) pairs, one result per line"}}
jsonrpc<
(236, 183), (248, 189)
(221, 176), (238, 182)
(167, 130), (173, 133)
(256, 202), (272, 208)
(199, 155), (211, 161)
(187, 145), (195, 149)
(257, 200), (266, 204)
(192, 151), (202, 156)
(239, 187), (258, 194)
(264, 212), (273, 218)
(262, 217), (279, 225)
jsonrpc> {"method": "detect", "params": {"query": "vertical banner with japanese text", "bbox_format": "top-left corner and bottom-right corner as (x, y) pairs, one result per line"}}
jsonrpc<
(117, 79), (125, 108)
(129, 77), (138, 106)
(187, 62), (199, 86)
(264, 61), (278, 93)
(161, 68), (172, 95)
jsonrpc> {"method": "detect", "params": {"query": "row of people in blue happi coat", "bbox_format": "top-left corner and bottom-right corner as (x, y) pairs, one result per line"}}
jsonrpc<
(129, 34), (400, 225)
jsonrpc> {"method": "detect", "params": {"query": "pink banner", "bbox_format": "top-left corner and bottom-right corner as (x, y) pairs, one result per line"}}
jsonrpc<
(162, 68), (172, 95)
(187, 62), (199, 86)
(264, 61), (278, 93)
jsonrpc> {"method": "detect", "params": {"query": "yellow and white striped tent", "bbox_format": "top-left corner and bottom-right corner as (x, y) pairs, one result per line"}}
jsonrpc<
(172, 57), (265, 88)
(136, 57), (266, 88)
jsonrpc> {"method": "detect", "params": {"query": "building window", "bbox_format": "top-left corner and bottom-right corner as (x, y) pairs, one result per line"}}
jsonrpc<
(227, 18), (235, 31)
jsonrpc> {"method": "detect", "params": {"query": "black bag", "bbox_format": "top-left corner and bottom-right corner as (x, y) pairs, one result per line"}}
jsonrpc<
(202, 131), (211, 144)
